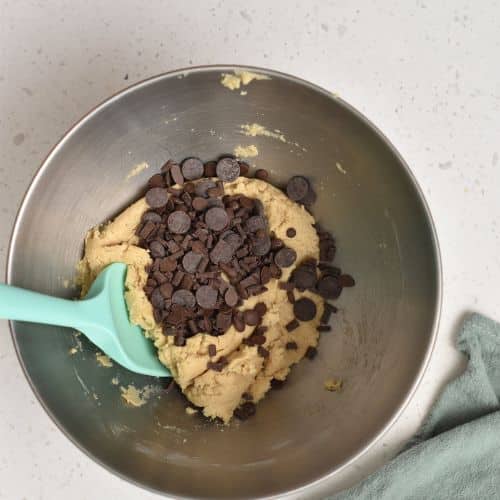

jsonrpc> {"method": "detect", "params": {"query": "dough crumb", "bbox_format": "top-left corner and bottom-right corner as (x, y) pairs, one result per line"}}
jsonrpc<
(111, 377), (119, 385)
(220, 71), (270, 91)
(336, 162), (347, 175)
(120, 384), (160, 407)
(234, 144), (258, 158)
(69, 347), (78, 355)
(185, 406), (198, 416)
(324, 378), (343, 392)
(120, 384), (148, 407)
(240, 123), (286, 143)
(125, 161), (149, 181)
(96, 352), (113, 367)
(240, 90), (247, 96)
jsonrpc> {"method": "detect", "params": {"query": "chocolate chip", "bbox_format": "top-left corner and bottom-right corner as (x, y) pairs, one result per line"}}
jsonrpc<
(160, 257), (177, 273)
(286, 227), (296, 238)
(251, 235), (271, 256)
(317, 325), (332, 332)
(180, 273), (194, 291)
(320, 302), (338, 324)
(170, 163), (184, 185)
(181, 158), (204, 180)
(191, 240), (207, 255)
(320, 239), (336, 262)
(250, 333), (266, 345)
(195, 179), (216, 198)
(196, 285), (218, 309)
(206, 197), (225, 209)
(174, 335), (186, 346)
(255, 169), (269, 181)
(242, 392), (253, 401)
(187, 319), (199, 334)
(269, 263), (282, 279)
(216, 312), (232, 332)
(151, 288), (164, 309)
(233, 311), (245, 331)
(191, 196), (208, 212)
(207, 360), (224, 372)
(208, 344), (217, 357)
(286, 319), (299, 332)
(207, 183), (224, 197)
(287, 290), (295, 304)
(167, 211), (191, 234)
(293, 298), (317, 321)
(318, 263), (341, 276)
(147, 174), (166, 189)
(317, 276), (342, 299)
(257, 346), (269, 358)
(243, 309), (260, 326)
(270, 379), (285, 389)
(301, 187), (317, 206)
(224, 287), (238, 307)
(339, 274), (356, 287)
(153, 271), (167, 284)
(182, 251), (203, 273)
(205, 207), (229, 231)
(246, 215), (266, 233)
(279, 281), (295, 291)
(285, 341), (298, 350)
(146, 187), (169, 208)
(210, 239), (233, 264)
(216, 157), (240, 182)
(292, 266), (317, 289)
(147, 278), (158, 288)
(305, 346), (317, 360)
(172, 289), (196, 309)
(198, 256), (209, 272)
(271, 238), (284, 250)
(274, 248), (297, 268)
(286, 176), (310, 201)
(238, 161), (250, 176)
(159, 282), (173, 299)
(172, 270), (185, 287)
(260, 266), (272, 284)
(234, 402), (256, 420)
(204, 161), (217, 177)
(222, 231), (243, 250)
(142, 211), (162, 223)
(254, 302), (267, 317)
(149, 240), (166, 258)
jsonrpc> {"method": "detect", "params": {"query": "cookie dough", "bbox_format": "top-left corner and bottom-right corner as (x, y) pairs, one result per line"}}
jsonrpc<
(77, 177), (322, 423)
(220, 70), (270, 91)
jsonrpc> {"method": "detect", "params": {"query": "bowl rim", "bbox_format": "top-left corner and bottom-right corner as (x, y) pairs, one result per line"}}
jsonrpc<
(6, 64), (442, 499)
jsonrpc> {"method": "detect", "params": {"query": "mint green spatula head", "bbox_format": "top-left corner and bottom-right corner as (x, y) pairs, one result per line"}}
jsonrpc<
(0, 263), (170, 377)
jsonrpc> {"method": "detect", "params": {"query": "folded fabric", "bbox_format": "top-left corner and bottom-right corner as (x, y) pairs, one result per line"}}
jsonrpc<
(334, 313), (500, 500)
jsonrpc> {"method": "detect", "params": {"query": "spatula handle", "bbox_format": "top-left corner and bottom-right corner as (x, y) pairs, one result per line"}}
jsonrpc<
(0, 283), (84, 329)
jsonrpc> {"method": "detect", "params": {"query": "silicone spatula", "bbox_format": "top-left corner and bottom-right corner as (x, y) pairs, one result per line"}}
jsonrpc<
(0, 263), (170, 377)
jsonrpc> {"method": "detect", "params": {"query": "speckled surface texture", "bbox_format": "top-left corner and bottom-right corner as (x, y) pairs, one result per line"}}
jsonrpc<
(1, 1), (500, 498)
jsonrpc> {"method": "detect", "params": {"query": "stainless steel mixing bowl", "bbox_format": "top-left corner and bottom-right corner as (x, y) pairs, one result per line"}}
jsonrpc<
(7, 65), (441, 499)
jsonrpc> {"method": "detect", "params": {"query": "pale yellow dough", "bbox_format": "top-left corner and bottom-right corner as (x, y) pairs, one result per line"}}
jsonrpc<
(77, 177), (322, 423)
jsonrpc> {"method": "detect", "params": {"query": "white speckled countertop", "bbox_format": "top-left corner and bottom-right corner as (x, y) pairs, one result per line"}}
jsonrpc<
(1, 1), (500, 498)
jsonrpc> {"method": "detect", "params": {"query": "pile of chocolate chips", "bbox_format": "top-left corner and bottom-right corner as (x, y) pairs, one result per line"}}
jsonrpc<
(136, 158), (355, 369)
(137, 157), (303, 348)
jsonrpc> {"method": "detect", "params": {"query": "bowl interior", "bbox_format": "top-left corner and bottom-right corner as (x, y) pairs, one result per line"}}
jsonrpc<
(8, 67), (440, 499)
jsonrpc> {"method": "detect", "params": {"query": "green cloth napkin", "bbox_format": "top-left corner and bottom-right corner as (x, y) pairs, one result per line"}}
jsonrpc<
(335, 313), (500, 500)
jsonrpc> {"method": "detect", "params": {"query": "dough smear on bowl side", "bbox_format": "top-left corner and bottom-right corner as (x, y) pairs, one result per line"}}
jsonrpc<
(77, 158), (354, 423)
